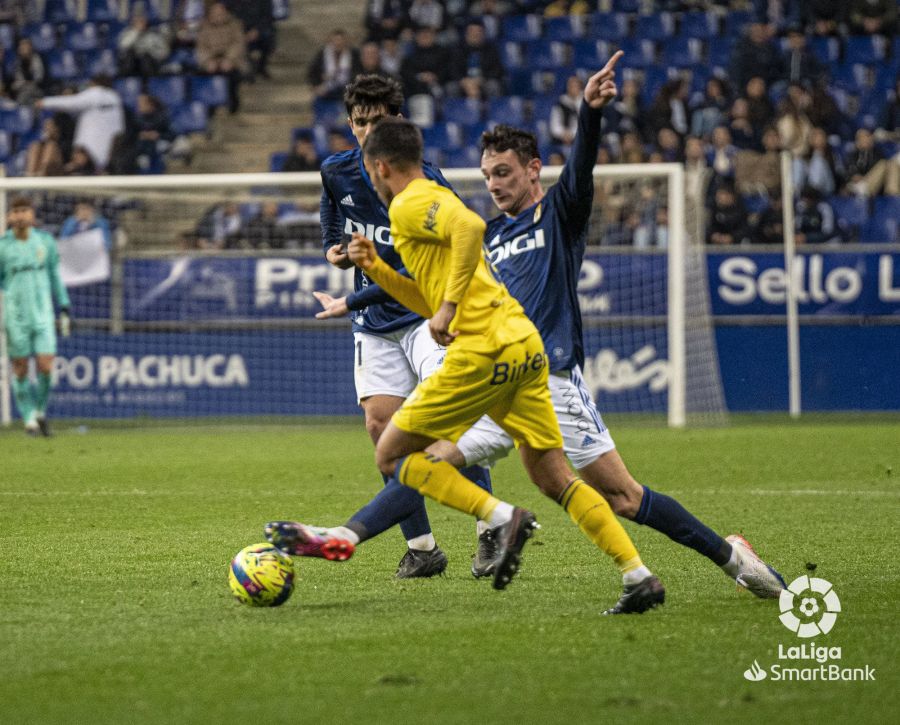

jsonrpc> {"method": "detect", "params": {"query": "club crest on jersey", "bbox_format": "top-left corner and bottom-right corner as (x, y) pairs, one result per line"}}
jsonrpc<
(424, 202), (439, 232)
(487, 229), (546, 264)
(533, 203), (542, 224)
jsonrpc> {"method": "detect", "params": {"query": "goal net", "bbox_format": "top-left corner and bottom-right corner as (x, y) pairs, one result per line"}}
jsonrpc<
(0, 167), (727, 427)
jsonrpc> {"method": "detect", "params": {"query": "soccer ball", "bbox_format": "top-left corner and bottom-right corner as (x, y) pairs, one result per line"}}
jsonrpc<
(228, 543), (295, 607)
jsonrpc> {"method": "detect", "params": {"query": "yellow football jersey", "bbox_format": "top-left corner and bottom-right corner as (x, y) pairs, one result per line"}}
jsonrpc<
(387, 178), (535, 353)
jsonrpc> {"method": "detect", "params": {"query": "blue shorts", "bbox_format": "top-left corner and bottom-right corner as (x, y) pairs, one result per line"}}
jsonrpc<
(5, 323), (56, 359)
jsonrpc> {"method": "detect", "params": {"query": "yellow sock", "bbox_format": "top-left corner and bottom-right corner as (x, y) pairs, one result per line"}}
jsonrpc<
(399, 452), (500, 521)
(559, 479), (643, 574)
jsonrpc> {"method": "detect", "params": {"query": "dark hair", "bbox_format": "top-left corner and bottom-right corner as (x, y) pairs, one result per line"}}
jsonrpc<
(362, 116), (422, 170)
(9, 195), (33, 209)
(344, 74), (404, 117)
(480, 125), (539, 166)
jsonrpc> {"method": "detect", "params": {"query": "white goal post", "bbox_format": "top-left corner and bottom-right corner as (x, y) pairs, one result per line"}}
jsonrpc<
(0, 165), (725, 428)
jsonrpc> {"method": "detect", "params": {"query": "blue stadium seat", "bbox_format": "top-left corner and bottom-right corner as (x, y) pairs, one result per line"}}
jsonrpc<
(572, 39), (614, 69)
(724, 10), (753, 38)
(27, 24), (58, 54)
(190, 75), (229, 107)
(828, 195), (868, 239)
(616, 38), (655, 68)
(443, 147), (482, 168)
(874, 196), (900, 224)
(170, 101), (208, 135)
(5, 149), (27, 177)
(543, 15), (587, 42)
(66, 22), (101, 52)
(422, 122), (463, 151)
(587, 12), (629, 42)
(422, 146), (442, 167)
(46, 49), (82, 82)
(442, 97), (483, 126)
(148, 76), (187, 106)
(269, 152), (288, 172)
(500, 15), (541, 43)
(742, 194), (769, 215)
(859, 210), (898, 243)
(844, 35), (885, 65)
(462, 122), (487, 148)
(86, 0), (120, 23)
(0, 130), (11, 161)
(707, 37), (734, 69)
(831, 62), (869, 93)
(312, 98), (344, 126)
(84, 48), (117, 77)
(641, 67), (669, 105)
(129, 0), (170, 21)
(809, 36), (840, 65)
(506, 68), (538, 96)
(291, 126), (314, 143)
(612, 0), (639, 12)
(530, 94), (557, 124)
(661, 37), (701, 68)
(500, 41), (523, 70)
(0, 106), (34, 135)
(635, 13), (674, 41)
(679, 11), (717, 39)
(42, 0), (77, 23)
(0, 24), (15, 50)
(487, 96), (526, 126)
(114, 76), (142, 108)
(524, 39), (569, 71)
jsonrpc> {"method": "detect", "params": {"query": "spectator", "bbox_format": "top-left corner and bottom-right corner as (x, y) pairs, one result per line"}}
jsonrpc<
(782, 25), (824, 88)
(708, 125), (738, 184)
(25, 117), (67, 177)
(603, 207), (642, 246)
(63, 146), (98, 176)
(448, 21), (505, 99)
(654, 127), (683, 163)
(620, 131), (646, 164)
(795, 186), (838, 244)
(407, 0), (445, 33)
(118, 11), (171, 78)
(9, 38), (45, 105)
(358, 41), (384, 77)
(400, 26), (450, 98)
(795, 127), (841, 196)
(743, 77), (775, 132)
(684, 136), (711, 204)
(327, 127), (355, 155)
(223, 0), (275, 79)
(776, 83), (812, 157)
(878, 77), (900, 138)
(848, 0), (896, 34)
(690, 77), (730, 140)
(307, 29), (361, 102)
(364, 0), (408, 42)
(646, 78), (689, 140)
(135, 94), (173, 170)
(379, 37), (404, 78)
(844, 128), (900, 196)
(728, 98), (758, 150)
(60, 200), (113, 250)
(802, 1), (845, 36)
(707, 183), (751, 245)
(196, 1), (247, 113)
(243, 201), (289, 249)
(468, 0), (511, 40)
(735, 125), (782, 196)
(282, 132), (321, 172)
(730, 21), (781, 91)
(634, 206), (669, 249)
(172, 0), (210, 51)
(195, 201), (243, 249)
(549, 75), (584, 146)
(807, 83), (846, 138)
(753, 192), (784, 245)
(37, 77), (125, 171)
(612, 78), (644, 139)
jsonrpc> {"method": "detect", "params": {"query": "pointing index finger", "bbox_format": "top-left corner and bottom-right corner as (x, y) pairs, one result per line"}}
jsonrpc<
(601, 50), (624, 74)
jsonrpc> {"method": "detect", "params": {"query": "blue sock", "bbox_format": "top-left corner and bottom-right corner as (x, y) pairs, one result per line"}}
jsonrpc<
(634, 485), (732, 566)
(346, 473), (430, 543)
(460, 465), (492, 493)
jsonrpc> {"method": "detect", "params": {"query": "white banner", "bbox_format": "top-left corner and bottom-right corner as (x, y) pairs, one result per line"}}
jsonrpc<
(58, 228), (110, 287)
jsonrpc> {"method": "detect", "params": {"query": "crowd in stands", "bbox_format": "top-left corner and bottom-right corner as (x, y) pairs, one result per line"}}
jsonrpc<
(280, 0), (899, 245)
(0, 0), (285, 178)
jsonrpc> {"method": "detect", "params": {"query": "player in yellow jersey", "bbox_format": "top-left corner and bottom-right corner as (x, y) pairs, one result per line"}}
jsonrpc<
(267, 114), (665, 613)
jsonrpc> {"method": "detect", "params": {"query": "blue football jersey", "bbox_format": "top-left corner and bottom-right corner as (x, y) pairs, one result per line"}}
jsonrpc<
(485, 103), (605, 372)
(320, 148), (453, 334)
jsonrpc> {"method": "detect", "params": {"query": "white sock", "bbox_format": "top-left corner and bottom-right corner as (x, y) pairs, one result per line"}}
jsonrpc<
(476, 519), (490, 536)
(486, 501), (514, 529)
(721, 544), (740, 578)
(622, 565), (653, 587)
(406, 533), (436, 551)
(328, 526), (360, 545)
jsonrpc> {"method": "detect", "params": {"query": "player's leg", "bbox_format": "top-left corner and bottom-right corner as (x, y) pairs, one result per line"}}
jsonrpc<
(33, 353), (55, 437)
(9, 355), (38, 435)
(556, 366), (785, 598)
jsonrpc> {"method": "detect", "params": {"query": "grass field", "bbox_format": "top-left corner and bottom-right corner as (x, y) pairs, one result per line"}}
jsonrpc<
(1, 416), (897, 724)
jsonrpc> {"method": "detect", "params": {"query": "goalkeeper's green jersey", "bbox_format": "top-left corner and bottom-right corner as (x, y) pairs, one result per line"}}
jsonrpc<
(0, 227), (70, 329)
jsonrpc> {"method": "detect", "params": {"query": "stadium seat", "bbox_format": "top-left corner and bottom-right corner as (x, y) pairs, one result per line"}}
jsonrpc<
(148, 76), (187, 106)
(661, 37), (701, 68)
(500, 15), (541, 43)
(859, 213), (898, 244)
(844, 36), (886, 65)
(572, 39), (614, 69)
(66, 22), (101, 52)
(46, 49), (82, 82)
(114, 76), (143, 109)
(641, 67), (670, 105)
(679, 11), (717, 40)
(530, 94), (557, 125)
(809, 36), (840, 65)
(0, 106), (35, 136)
(741, 194), (769, 215)
(724, 10), (753, 38)
(831, 63), (870, 93)
(525, 39), (570, 71)
(707, 37), (734, 70)
(26, 23), (58, 54)
(85, 0), (120, 23)
(190, 75), (229, 107)
(500, 41), (524, 70)
(129, 0), (170, 21)
(170, 101), (208, 135)
(587, 12), (629, 43)
(487, 96), (526, 127)
(616, 38), (655, 68)
(312, 98), (344, 126)
(635, 13), (674, 41)
(443, 147), (482, 168)
(42, 0), (77, 23)
(421, 122), (463, 151)
(84, 48), (117, 77)
(422, 146), (442, 167)
(442, 97), (483, 126)
(290, 126), (314, 143)
(874, 196), (900, 225)
(828, 195), (868, 240)
(543, 15), (587, 43)
(506, 68), (538, 96)
(0, 23), (14, 53)
(269, 152), (288, 172)
(0, 130), (11, 161)
(611, 0), (639, 12)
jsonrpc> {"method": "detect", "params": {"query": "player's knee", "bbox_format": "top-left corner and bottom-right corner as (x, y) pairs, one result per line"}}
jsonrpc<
(604, 481), (643, 519)
(373, 448), (396, 477)
(364, 415), (389, 444)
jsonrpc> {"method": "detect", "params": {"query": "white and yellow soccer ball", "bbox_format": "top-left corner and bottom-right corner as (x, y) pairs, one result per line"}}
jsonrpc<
(228, 543), (295, 607)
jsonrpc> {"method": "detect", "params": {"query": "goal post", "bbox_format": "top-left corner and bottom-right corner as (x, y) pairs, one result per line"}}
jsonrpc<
(0, 166), (726, 427)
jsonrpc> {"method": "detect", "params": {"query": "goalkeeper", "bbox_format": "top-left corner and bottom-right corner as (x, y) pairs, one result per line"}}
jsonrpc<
(0, 196), (70, 436)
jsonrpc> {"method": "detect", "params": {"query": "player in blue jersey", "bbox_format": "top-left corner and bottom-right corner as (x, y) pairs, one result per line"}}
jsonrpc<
(314, 74), (509, 578)
(0, 196), (71, 437)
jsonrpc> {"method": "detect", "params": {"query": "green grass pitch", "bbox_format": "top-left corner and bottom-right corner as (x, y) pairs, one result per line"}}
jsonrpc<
(1, 416), (897, 724)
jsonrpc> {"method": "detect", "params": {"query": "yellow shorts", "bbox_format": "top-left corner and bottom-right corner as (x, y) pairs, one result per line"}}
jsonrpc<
(392, 331), (563, 451)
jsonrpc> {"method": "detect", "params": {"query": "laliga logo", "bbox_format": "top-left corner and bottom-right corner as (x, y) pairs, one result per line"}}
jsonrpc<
(779, 576), (841, 638)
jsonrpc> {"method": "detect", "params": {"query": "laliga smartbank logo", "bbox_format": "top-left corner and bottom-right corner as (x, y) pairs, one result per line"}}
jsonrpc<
(742, 576), (875, 683)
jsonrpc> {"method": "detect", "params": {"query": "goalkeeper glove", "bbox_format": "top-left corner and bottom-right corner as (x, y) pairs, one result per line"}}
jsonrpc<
(58, 309), (71, 338)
